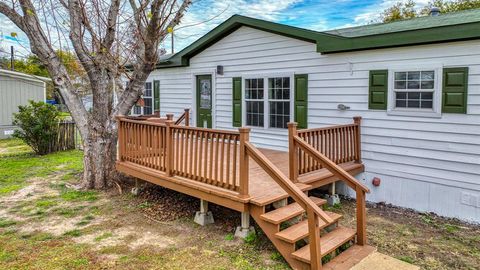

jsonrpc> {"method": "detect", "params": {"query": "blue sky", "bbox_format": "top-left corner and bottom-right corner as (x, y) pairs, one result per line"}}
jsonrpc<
(0, 0), (430, 56)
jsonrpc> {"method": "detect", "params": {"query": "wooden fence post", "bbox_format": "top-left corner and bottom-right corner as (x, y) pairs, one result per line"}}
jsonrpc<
(184, 109), (190, 126)
(165, 120), (174, 176)
(239, 127), (250, 197)
(356, 186), (367, 245)
(288, 122), (299, 182)
(353, 116), (362, 163)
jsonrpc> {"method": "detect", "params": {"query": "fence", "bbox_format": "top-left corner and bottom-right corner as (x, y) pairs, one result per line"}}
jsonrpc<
(49, 120), (77, 152)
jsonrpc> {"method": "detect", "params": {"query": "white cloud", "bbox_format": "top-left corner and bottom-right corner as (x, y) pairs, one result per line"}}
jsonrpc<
(166, 0), (302, 52)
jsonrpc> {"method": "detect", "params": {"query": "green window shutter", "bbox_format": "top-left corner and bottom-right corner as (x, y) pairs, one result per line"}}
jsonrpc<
(369, 70), (388, 110)
(153, 80), (160, 112)
(232, 77), (242, 127)
(294, 74), (308, 129)
(443, 67), (468, 114)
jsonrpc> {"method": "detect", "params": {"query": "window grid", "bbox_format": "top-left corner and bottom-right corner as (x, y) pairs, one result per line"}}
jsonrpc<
(143, 82), (153, 115)
(394, 71), (435, 110)
(268, 77), (290, 129)
(245, 78), (265, 127)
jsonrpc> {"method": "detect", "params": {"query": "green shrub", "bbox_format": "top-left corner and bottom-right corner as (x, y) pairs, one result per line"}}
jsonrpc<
(12, 101), (60, 155)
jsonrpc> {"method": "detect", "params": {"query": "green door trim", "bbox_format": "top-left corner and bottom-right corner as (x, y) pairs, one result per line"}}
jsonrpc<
(196, 75), (213, 128)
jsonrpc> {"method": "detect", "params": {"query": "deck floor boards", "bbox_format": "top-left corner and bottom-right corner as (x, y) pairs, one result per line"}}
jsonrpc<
(119, 146), (363, 208)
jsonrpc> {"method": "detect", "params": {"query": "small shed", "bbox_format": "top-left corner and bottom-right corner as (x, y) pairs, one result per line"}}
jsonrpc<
(0, 69), (49, 139)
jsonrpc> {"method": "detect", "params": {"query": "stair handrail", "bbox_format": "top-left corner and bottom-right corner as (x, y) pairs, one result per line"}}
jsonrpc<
(294, 137), (370, 193)
(291, 121), (369, 247)
(174, 108), (190, 126)
(244, 141), (334, 224)
(243, 141), (333, 268)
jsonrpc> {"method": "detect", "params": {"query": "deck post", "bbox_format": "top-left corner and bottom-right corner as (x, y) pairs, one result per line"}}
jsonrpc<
(194, 199), (214, 226)
(166, 113), (174, 121)
(353, 116), (362, 163)
(356, 186), (367, 245)
(184, 109), (190, 126)
(235, 211), (255, 239)
(238, 127), (250, 198)
(116, 116), (125, 162)
(287, 122), (299, 182)
(165, 120), (174, 176)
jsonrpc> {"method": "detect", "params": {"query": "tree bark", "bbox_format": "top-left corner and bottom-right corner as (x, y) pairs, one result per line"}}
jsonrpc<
(82, 122), (118, 189)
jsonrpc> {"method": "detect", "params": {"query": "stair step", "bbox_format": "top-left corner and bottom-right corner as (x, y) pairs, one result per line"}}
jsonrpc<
(260, 197), (326, 224)
(323, 245), (376, 270)
(291, 227), (356, 264)
(275, 211), (342, 243)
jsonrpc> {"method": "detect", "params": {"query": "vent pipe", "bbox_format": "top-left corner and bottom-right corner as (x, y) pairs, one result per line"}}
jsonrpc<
(430, 7), (441, 16)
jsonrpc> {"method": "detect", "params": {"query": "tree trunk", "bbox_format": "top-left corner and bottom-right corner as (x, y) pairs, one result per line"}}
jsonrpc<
(81, 127), (118, 189)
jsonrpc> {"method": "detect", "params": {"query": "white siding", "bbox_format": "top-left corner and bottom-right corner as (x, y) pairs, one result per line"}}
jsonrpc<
(0, 74), (45, 126)
(149, 26), (480, 222)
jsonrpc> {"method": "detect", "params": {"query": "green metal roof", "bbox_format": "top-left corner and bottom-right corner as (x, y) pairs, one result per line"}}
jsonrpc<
(155, 9), (480, 69)
(326, 8), (480, 37)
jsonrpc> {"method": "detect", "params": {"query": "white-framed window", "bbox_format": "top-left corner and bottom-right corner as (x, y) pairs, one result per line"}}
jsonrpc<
(244, 75), (292, 129)
(245, 78), (265, 127)
(131, 82), (153, 115)
(388, 68), (442, 117)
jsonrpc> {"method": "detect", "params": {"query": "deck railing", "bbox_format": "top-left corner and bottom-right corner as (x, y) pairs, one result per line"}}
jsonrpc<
(287, 119), (369, 267)
(292, 117), (362, 178)
(117, 116), (244, 194)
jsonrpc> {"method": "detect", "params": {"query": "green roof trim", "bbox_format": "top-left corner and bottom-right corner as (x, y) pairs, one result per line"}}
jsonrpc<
(156, 9), (480, 69)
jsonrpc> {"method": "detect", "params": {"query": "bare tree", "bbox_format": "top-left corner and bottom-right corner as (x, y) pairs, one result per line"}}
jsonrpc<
(0, 0), (191, 189)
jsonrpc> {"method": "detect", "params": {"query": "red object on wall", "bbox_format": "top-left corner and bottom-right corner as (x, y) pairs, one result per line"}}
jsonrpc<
(136, 98), (145, 107)
(372, 177), (381, 187)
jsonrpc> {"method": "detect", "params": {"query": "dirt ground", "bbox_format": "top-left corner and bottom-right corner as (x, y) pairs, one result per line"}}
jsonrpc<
(1, 139), (479, 269)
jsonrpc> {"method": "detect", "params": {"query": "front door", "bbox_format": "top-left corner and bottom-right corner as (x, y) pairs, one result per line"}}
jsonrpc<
(196, 75), (212, 128)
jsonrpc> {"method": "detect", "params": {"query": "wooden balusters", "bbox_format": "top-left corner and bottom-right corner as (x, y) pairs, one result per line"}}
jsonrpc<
(165, 120), (174, 176)
(294, 117), (362, 176)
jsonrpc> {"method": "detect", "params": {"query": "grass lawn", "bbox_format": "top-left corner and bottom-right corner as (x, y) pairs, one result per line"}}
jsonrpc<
(0, 138), (479, 269)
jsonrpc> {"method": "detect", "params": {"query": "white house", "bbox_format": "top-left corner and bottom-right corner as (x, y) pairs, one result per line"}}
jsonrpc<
(0, 69), (48, 139)
(133, 10), (480, 222)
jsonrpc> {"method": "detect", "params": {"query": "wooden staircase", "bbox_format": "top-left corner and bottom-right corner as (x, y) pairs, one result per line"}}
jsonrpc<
(250, 193), (374, 269)
(244, 119), (375, 269)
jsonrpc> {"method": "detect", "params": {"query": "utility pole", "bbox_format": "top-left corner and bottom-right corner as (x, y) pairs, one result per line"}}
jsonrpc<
(10, 46), (14, 71)
(168, 27), (174, 54)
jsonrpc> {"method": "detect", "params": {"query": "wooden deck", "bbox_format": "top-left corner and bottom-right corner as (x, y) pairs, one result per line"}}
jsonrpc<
(117, 146), (364, 210)
(116, 115), (371, 270)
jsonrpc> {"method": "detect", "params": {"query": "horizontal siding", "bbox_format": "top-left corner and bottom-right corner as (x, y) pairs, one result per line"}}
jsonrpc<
(0, 75), (44, 126)
(149, 26), (480, 221)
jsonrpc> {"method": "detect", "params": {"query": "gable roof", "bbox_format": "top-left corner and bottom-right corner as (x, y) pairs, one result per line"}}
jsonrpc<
(157, 9), (480, 69)
(0, 69), (51, 83)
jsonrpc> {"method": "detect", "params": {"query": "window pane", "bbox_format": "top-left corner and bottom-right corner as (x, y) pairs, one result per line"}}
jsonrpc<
(407, 100), (420, 108)
(408, 92), (420, 99)
(396, 100), (407, 108)
(395, 72), (407, 80)
(144, 82), (152, 97)
(421, 80), (434, 89)
(407, 81), (420, 89)
(143, 98), (152, 114)
(395, 81), (406, 89)
(246, 101), (264, 127)
(245, 78), (264, 100)
(421, 92), (433, 100)
(421, 101), (433, 109)
(269, 101), (289, 128)
(407, 71), (420, 80)
(421, 71), (434, 80)
(396, 92), (407, 99)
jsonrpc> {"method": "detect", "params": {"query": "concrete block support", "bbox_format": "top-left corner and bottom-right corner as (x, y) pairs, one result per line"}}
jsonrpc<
(194, 199), (214, 226)
(235, 211), (255, 239)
